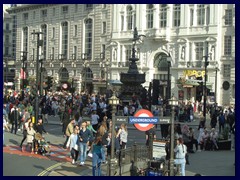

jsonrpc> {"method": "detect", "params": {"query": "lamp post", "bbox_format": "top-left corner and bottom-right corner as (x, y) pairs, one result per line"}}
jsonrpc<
(215, 63), (219, 104)
(39, 55), (44, 96)
(166, 56), (171, 101)
(203, 44), (209, 124)
(81, 53), (88, 92)
(108, 92), (119, 176)
(21, 51), (28, 99)
(168, 95), (178, 176)
(105, 59), (110, 89)
(31, 31), (44, 124)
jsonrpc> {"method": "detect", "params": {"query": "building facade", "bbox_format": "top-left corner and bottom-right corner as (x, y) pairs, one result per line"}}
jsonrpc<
(6, 4), (113, 94)
(111, 4), (235, 106)
(3, 5), (16, 89)
(5, 4), (235, 106)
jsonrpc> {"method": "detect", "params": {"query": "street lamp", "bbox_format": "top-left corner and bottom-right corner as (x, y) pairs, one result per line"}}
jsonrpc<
(21, 51), (28, 100)
(108, 91), (119, 176)
(168, 94), (178, 176)
(215, 62), (219, 104)
(39, 55), (44, 96)
(81, 53), (88, 92)
(31, 31), (44, 124)
(203, 46), (209, 124)
(166, 56), (171, 101)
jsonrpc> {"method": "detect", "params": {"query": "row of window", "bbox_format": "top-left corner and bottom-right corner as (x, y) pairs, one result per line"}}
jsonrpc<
(123, 4), (233, 30)
(22, 4), (101, 21)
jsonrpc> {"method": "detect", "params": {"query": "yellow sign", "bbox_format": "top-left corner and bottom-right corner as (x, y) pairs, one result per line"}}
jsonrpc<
(183, 70), (205, 78)
(32, 116), (35, 124)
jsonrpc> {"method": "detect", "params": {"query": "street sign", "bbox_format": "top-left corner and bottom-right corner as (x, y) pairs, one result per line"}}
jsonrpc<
(160, 118), (171, 124)
(115, 116), (128, 125)
(133, 109), (155, 131)
(153, 140), (167, 159)
(129, 117), (158, 124)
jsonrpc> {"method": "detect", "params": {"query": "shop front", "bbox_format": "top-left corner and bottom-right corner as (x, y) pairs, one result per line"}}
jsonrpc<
(177, 70), (212, 104)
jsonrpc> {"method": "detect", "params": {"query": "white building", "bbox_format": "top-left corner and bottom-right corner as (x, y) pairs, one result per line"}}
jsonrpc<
(111, 4), (235, 106)
(5, 4), (235, 106)
(3, 4), (16, 87)
(6, 4), (113, 94)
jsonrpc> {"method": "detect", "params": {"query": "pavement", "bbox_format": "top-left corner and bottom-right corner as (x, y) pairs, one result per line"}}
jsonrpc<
(3, 112), (235, 176)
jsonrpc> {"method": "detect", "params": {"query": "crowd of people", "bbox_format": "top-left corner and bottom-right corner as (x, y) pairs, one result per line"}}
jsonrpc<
(3, 90), (235, 176)
(3, 90), (131, 176)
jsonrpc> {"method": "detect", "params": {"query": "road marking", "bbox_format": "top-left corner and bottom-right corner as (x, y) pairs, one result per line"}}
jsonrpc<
(47, 126), (62, 131)
(38, 162), (63, 176)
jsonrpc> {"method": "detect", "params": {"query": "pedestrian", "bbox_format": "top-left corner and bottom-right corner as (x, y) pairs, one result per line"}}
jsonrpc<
(97, 122), (108, 164)
(92, 135), (103, 176)
(3, 116), (10, 146)
(19, 118), (32, 150)
(116, 123), (128, 159)
(174, 137), (187, 176)
(189, 127), (199, 152)
(35, 119), (47, 135)
(209, 128), (218, 150)
(10, 105), (20, 134)
(79, 121), (92, 166)
(91, 111), (100, 132)
(63, 118), (75, 149)
(41, 103), (49, 124)
(218, 112), (225, 133)
(66, 126), (80, 165)
(145, 125), (156, 146)
(197, 114), (205, 144)
(27, 122), (36, 154)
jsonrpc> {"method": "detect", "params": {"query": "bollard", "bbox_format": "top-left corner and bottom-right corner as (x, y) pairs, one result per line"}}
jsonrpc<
(149, 133), (153, 160)
(133, 142), (137, 162)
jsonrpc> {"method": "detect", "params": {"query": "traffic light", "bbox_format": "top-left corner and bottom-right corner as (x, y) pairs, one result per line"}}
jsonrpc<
(47, 76), (53, 90)
(23, 79), (29, 89)
(42, 74), (48, 89)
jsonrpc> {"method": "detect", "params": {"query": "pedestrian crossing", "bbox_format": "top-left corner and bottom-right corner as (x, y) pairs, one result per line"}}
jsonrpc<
(3, 144), (72, 162)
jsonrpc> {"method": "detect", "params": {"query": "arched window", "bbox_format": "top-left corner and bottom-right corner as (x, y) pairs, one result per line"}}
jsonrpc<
(41, 24), (47, 59)
(61, 22), (68, 59)
(146, 4), (154, 29)
(153, 53), (169, 71)
(59, 67), (69, 82)
(85, 19), (92, 59)
(127, 6), (133, 30)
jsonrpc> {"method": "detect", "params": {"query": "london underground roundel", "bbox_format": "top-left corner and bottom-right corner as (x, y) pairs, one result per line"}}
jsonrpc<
(134, 109), (154, 131)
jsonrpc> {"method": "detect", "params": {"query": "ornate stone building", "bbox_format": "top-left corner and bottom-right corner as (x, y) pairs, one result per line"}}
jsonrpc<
(5, 4), (235, 106)
(111, 4), (235, 106)
(6, 4), (113, 94)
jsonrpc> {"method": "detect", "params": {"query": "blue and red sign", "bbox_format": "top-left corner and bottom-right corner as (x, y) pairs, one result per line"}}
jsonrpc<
(132, 109), (158, 131)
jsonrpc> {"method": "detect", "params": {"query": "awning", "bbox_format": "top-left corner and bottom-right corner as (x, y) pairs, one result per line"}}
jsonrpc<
(108, 80), (122, 85)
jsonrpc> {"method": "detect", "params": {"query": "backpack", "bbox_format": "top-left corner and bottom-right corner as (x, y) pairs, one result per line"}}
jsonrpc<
(219, 115), (225, 124)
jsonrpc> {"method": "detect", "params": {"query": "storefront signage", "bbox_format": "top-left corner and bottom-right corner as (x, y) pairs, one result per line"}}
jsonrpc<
(183, 70), (205, 78)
